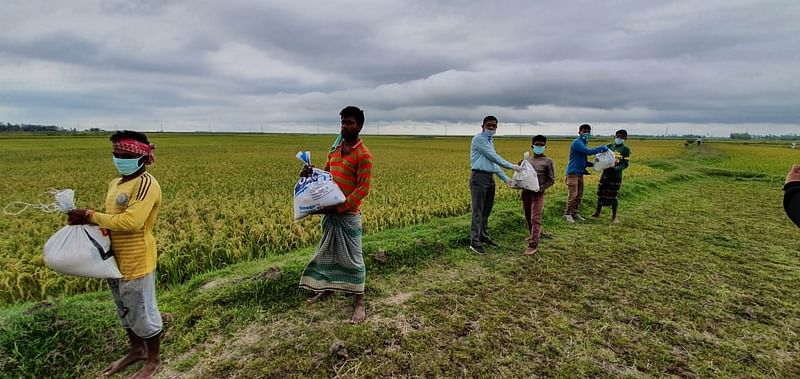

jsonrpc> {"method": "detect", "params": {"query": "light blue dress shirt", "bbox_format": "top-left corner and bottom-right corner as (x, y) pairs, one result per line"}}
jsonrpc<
(470, 131), (514, 183)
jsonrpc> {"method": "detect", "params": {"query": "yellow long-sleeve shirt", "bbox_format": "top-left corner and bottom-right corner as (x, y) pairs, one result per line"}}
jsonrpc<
(90, 172), (161, 280)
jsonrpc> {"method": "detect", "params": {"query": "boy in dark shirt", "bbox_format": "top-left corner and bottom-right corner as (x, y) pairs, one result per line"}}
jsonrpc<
(592, 129), (631, 223)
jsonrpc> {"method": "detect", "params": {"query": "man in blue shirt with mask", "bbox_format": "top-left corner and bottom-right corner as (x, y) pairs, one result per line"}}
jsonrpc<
(564, 124), (609, 223)
(469, 115), (522, 254)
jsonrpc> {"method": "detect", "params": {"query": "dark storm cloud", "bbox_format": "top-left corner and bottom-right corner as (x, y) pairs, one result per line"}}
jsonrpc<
(0, 33), (214, 76)
(0, 0), (797, 133)
(213, 3), (469, 84)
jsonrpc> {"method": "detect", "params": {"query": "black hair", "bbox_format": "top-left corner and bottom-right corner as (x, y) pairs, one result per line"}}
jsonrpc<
(483, 115), (498, 125)
(340, 106), (365, 126)
(615, 129), (628, 138)
(110, 130), (149, 144)
(579, 123), (592, 132)
(532, 135), (547, 144)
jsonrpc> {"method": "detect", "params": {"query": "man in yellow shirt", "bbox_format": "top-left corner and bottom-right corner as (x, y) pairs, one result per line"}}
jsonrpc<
(69, 130), (162, 379)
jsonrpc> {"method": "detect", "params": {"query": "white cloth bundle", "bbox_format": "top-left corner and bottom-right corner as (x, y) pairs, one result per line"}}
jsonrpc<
(44, 224), (123, 279)
(511, 152), (540, 192)
(593, 149), (616, 172)
(293, 151), (346, 221)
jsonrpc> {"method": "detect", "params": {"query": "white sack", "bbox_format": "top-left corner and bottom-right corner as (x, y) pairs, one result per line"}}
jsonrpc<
(44, 225), (123, 279)
(593, 149), (616, 172)
(293, 151), (346, 221)
(511, 152), (540, 192)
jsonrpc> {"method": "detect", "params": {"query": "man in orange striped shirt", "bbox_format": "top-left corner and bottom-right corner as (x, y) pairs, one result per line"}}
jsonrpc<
(299, 106), (373, 324)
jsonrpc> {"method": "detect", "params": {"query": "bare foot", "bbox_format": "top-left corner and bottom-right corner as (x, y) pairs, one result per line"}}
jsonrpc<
(129, 361), (160, 379)
(350, 303), (366, 324)
(102, 350), (146, 376)
(308, 290), (334, 304)
(523, 247), (537, 256)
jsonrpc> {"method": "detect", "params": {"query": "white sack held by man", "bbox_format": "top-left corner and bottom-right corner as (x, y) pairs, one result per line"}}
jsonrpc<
(29, 188), (123, 279)
(293, 151), (346, 220)
(42, 189), (123, 279)
(593, 149), (616, 172)
(511, 152), (540, 192)
(44, 224), (122, 278)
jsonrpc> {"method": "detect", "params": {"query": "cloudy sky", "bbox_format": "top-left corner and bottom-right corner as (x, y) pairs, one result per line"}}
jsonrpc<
(1, 0), (798, 136)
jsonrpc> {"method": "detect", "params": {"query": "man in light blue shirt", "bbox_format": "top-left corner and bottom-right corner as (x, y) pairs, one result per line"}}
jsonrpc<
(469, 115), (521, 254)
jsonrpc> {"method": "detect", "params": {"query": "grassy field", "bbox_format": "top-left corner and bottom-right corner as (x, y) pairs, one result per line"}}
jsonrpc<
(1, 136), (799, 378)
(0, 134), (684, 303)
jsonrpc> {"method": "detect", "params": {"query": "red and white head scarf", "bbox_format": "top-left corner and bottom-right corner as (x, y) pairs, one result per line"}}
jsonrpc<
(113, 138), (156, 165)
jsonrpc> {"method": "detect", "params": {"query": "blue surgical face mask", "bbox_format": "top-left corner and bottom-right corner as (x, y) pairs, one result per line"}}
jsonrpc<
(580, 133), (591, 141)
(484, 129), (496, 137)
(113, 157), (143, 176)
(615, 138), (625, 145)
(532, 145), (546, 155)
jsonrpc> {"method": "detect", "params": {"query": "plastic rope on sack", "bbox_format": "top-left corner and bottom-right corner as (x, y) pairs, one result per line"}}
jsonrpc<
(3, 189), (76, 215)
(293, 151), (346, 220)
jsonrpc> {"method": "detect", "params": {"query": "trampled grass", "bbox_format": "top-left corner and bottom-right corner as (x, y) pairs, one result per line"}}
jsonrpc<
(0, 134), (686, 303)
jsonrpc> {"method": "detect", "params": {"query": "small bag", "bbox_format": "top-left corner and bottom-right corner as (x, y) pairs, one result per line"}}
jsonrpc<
(593, 149), (616, 172)
(293, 151), (346, 220)
(511, 152), (540, 192)
(44, 225), (123, 279)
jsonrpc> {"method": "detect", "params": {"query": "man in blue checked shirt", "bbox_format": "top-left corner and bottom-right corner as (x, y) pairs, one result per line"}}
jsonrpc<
(469, 115), (522, 254)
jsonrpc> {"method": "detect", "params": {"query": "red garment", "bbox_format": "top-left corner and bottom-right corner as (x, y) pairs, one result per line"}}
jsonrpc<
(325, 139), (373, 214)
(114, 138), (156, 164)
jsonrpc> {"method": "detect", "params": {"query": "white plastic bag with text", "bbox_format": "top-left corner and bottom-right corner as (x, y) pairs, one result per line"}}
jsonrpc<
(293, 151), (346, 220)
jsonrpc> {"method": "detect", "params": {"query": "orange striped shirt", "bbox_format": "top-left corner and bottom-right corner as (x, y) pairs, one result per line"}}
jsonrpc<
(325, 139), (372, 214)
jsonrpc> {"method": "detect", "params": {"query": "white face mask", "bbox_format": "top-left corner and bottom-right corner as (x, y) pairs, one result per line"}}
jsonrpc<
(484, 129), (496, 137)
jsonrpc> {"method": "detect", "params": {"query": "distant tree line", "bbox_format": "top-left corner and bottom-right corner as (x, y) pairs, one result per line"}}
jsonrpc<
(0, 122), (105, 133)
(0, 122), (65, 132)
(730, 132), (799, 140)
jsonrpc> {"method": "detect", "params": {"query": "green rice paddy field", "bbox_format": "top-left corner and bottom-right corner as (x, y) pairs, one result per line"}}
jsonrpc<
(1, 134), (798, 378)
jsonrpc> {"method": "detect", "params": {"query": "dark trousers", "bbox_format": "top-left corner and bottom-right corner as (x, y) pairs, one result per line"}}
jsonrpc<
(522, 191), (545, 248)
(470, 171), (495, 246)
